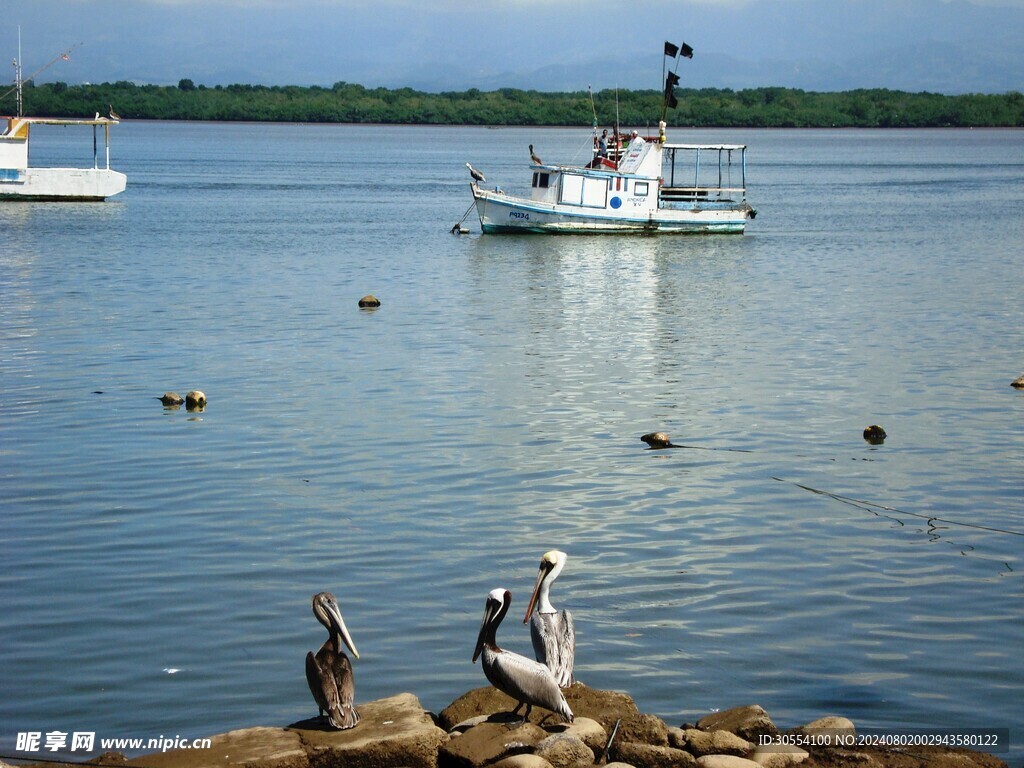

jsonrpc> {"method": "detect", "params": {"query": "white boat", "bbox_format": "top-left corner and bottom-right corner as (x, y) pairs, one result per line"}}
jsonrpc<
(1, 114), (127, 202)
(469, 122), (755, 234)
(1, 39), (126, 201)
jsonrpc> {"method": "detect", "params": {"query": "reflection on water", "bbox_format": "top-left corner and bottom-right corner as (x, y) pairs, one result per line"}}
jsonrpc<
(1, 125), (1022, 761)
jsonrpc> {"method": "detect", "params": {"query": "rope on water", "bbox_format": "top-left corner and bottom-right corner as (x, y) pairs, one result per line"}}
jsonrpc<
(451, 200), (477, 234)
(772, 476), (1024, 537)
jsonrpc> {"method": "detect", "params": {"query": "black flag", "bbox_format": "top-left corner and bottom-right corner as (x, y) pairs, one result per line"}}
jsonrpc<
(680, 42), (694, 59)
(664, 41), (678, 58)
(665, 71), (680, 109)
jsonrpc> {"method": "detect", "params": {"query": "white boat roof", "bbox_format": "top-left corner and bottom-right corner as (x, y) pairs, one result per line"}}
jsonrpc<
(5, 115), (119, 127)
(664, 143), (746, 151)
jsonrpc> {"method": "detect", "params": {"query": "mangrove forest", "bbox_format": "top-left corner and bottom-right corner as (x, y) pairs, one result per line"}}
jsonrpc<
(8, 79), (1024, 128)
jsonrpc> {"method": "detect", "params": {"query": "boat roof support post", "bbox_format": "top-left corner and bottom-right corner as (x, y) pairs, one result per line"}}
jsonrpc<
(694, 148), (701, 189)
(93, 125), (98, 169)
(105, 123), (111, 170)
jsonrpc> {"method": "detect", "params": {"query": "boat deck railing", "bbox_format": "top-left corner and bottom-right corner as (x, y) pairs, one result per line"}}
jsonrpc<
(660, 186), (745, 201)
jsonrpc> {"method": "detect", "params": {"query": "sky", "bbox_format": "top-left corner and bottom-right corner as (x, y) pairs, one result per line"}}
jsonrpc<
(4, 0), (1023, 94)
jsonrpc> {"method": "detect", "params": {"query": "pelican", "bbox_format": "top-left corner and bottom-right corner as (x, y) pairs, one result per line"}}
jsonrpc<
(523, 550), (575, 687)
(473, 588), (573, 723)
(305, 592), (360, 729)
(108, 105), (121, 121)
(529, 144), (542, 165)
(466, 162), (486, 183)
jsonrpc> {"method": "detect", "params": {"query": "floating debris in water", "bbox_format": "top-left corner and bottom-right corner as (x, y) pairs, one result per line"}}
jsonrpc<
(358, 294), (381, 308)
(863, 424), (886, 444)
(640, 432), (678, 449)
(160, 392), (184, 407)
(186, 390), (207, 411)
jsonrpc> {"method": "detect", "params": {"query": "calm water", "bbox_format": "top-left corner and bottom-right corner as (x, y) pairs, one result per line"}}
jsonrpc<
(2, 123), (1022, 761)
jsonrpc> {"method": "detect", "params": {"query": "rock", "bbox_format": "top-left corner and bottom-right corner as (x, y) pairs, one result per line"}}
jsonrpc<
(438, 719), (547, 768)
(186, 390), (206, 411)
(533, 732), (594, 767)
(862, 425), (886, 444)
(640, 432), (678, 449)
(672, 728), (753, 757)
(611, 742), (698, 768)
(441, 683), (639, 735)
(293, 692), (448, 768)
(792, 716), (855, 739)
(1012, 374), (1024, 388)
(160, 392), (184, 406)
(491, 756), (554, 768)
(749, 745), (809, 768)
(127, 727), (307, 768)
(697, 756), (762, 768)
(89, 753), (130, 766)
(604, 764), (637, 768)
(616, 713), (669, 747)
(560, 717), (606, 754)
(697, 706), (779, 743)
(358, 294), (381, 308)
(447, 714), (492, 734)
(803, 744), (1008, 768)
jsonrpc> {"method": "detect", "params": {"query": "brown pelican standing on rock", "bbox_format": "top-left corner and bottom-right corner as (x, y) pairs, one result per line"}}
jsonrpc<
(466, 162), (486, 183)
(305, 592), (360, 729)
(523, 550), (575, 687)
(473, 588), (574, 723)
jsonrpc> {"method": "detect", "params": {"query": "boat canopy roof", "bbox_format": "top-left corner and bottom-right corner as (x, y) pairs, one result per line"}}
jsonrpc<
(664, 143), (746, 151)
(4, 115), (119, 127)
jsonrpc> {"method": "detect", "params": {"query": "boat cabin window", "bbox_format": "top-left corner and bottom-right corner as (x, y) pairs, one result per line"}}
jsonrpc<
(532, 172), (550, 189)
(559, 173), (607, 208)
(634, 182), (649, 197)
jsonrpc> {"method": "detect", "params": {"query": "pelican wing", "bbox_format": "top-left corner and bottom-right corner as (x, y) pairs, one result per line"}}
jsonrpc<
(530, 609), (575, 687)
(305, 650), (331, 715)
(483, 647), (573, 722)
(306, 647), (359, 729)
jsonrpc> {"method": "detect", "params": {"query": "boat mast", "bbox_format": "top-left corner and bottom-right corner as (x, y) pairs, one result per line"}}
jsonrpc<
(2, 32), (82, 117)
(16, 27), (24, 117)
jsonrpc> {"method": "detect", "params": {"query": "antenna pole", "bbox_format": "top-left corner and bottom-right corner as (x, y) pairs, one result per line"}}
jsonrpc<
(16, 27), (23, 117)
(2, 36), (82, 115)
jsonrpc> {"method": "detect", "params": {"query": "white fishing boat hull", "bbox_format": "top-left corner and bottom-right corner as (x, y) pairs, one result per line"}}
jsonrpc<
(473, 185), (750, 234)
(0, 167), (127, 201)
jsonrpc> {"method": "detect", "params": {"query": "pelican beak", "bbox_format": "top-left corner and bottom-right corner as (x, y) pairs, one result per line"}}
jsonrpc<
(523, 559), (551, 624)
(326, 600), (360, 660)
(473, 597), (497, 663)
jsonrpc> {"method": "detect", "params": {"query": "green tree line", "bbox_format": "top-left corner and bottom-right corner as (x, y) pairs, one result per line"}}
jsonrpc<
(9, 79), (1024, 128)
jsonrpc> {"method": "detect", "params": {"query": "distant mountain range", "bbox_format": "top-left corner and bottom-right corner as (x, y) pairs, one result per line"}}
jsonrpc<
(10, 0), (1024, 95)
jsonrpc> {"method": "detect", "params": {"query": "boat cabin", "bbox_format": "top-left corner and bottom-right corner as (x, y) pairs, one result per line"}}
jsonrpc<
(525, 136), (748, 218)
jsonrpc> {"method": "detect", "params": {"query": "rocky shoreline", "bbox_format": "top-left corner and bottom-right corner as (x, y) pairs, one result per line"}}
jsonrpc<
(29, 683), (1006, 768)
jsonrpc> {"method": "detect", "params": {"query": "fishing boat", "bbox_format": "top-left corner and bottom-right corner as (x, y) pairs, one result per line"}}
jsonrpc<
(1, 115), (127, 201)
(1, 40), (127, 202)
(463, 41), (755, 235)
